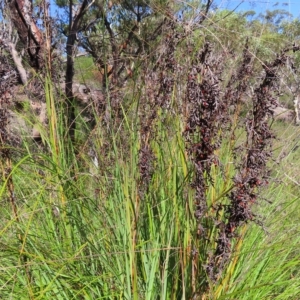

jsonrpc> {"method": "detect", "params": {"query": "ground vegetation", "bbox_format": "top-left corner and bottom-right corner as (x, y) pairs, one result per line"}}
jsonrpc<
(1, 1), (300, 298)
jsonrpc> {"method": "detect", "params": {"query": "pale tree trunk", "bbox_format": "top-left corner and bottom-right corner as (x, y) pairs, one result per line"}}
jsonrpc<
(0, 20), (28, 85)
(8, 0), (45, 69)
(7, 42), (28, 85)
(1, 1), (52, 139)
(294, 95), (300, 125)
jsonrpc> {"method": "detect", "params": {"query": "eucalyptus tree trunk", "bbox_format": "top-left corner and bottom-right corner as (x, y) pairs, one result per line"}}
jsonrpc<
(7, 0), (45, 69)
(294, 95), (300, 125)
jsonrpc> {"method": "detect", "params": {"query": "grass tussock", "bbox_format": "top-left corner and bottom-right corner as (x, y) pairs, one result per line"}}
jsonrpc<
(1, 19), (300, 300)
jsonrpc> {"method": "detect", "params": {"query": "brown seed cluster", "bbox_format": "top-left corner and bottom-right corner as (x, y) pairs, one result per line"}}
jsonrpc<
(184, 41), (300, 282)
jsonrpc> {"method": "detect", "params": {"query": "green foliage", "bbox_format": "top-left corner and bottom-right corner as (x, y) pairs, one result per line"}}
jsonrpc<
(1, 73), (300, 298)
(0, 94), (194, 298)
(218, 179), (300, 299)
(74, 55), (100, 85)
(259, 9), (292, 27)
(2, 2), (300, 299)
(281, 19), (300, 41)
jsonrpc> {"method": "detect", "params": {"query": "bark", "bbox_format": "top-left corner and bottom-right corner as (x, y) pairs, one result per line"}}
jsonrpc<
(294, 95), (300, 125)
(8, 0), (44, 69)
(7, 42), (28, 85)
(0, 21), (28, 85)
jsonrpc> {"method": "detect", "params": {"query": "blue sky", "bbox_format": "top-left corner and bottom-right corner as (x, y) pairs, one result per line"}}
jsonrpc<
(48, 0), (300, 20)
(215, 0), (300, 18)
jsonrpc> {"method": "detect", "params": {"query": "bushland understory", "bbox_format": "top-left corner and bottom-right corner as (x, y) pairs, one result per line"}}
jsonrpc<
(1, 12), (300, 299)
